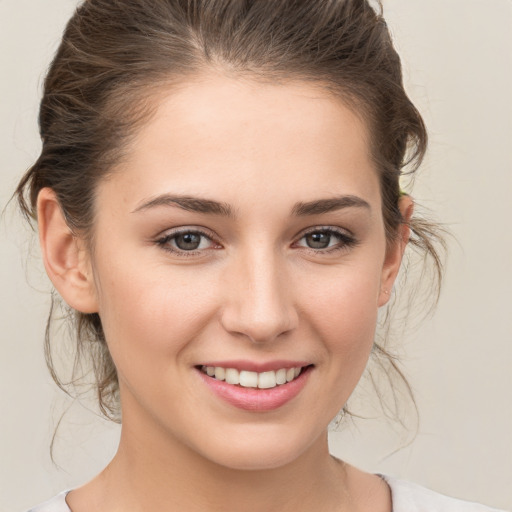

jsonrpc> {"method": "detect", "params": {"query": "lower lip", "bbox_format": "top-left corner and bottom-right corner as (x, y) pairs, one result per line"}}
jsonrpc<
(197, 366), (312, 412)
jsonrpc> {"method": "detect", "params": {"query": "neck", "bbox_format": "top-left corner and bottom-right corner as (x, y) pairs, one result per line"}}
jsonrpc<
(68, 390), (391, 512)
(86, 416), (352, 512)
(109, 432), (347, 512)
(68, 410), (392, 512)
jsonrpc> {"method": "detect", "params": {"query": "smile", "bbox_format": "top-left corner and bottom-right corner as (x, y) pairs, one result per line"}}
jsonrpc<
(197, 363), (313, 411)
(200, 365), (304, 389)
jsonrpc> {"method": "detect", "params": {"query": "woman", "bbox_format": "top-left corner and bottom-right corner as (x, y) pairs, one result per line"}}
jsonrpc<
(13, 1), (506, 511)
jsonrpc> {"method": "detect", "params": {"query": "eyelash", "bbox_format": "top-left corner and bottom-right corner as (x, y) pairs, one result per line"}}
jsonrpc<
(295, 227), (358, 254)
(155, 227), (358, 258)
(155, 228), (218, 258)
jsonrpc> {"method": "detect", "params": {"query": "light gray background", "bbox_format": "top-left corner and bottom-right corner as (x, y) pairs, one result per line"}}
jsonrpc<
(1, 1), (511, 510)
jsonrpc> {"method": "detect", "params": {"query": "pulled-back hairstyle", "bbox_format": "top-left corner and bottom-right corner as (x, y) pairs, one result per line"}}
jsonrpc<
(16, 0), (444, 421)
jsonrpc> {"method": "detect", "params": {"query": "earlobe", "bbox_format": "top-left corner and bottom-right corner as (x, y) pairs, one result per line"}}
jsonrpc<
(378, 195), (414, 307)
(37, 188), (98, 313)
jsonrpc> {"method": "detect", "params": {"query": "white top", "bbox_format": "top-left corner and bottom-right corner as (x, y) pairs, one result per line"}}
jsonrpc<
(381, 476), (507, 511)
(27, 476), (507, 512)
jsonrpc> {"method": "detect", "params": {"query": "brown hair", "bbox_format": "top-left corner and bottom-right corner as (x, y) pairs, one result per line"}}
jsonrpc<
(16, 0), (444, 422)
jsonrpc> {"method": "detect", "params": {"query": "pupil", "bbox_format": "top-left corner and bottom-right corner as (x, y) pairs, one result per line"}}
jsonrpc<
(176, 233), (201, 250)
(307, 232), (330, 249)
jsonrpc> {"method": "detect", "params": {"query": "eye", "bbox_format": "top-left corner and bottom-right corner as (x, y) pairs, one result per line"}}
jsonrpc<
(173, 232), (206, 251)
(295, 228), (357, 253)
(156, 228), (219, 256)
(303, 231), (333, 249)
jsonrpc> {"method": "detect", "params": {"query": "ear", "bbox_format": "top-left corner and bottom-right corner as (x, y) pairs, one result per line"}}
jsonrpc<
(37, 188), (98, 313)
(378, 195), (414, 307)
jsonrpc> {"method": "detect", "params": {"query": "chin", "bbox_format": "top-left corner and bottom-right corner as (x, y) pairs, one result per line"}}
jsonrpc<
(195, 424), (323, 472)
(207, 449), (303, 472)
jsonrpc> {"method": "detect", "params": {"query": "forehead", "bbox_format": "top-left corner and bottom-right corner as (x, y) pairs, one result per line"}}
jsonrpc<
(106, 73), (380, 213)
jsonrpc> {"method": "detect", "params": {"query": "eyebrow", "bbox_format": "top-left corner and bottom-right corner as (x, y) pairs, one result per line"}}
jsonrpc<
(291, 195), (370, 216)
(132, 195), (236, 217)
(132, 194), (370, 217)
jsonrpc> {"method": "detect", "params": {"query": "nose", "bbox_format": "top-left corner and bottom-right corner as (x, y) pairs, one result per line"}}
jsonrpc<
(220, 246), (298, 344)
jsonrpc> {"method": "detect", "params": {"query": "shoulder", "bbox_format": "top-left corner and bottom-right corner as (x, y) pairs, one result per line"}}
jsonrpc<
(26, 491), (71, 512)
(382, 476), (508, 512)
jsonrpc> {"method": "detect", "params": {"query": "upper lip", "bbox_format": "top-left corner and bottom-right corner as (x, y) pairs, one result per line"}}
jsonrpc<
(197, 360), (312, 373)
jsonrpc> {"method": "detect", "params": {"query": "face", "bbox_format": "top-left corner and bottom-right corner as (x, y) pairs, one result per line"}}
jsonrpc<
(85, 74), (404, 470)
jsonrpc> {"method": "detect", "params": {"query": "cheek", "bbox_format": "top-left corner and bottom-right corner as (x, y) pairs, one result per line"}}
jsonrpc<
(93, 257), (219, 370)
(300, 260), (381, 366)
(292, 268), (380, 421)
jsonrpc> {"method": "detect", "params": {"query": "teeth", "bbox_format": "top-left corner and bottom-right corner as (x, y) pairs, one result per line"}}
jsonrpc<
(225, 368), (240, 385)
(258, 371), (276, 389)
(201, 365), (305, 388)
(239, 370), (258, 388)
(276, 368), (287, 385)
(214, 367), (226, 380)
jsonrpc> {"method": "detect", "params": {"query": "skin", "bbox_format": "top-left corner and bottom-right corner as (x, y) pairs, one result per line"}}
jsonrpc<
(38, 72), (412, 512)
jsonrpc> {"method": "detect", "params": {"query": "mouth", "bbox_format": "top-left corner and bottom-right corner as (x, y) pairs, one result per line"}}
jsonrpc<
(197, 364), (312, 389)
(196, 363), (313, 411)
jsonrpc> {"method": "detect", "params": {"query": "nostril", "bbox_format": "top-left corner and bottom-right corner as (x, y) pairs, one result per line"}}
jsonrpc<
(220, 311), (298, 344)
